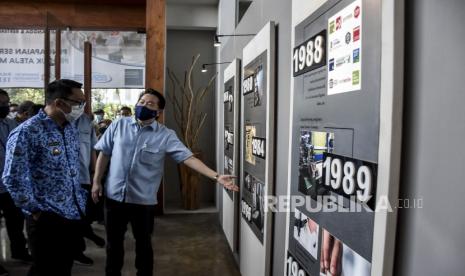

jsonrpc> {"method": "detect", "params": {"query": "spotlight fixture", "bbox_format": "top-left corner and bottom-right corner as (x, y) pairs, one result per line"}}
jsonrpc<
(213, 33), (255, 47)
(214, 35), (221, 47)
(201, 62), (232, 73)
(201, 64), (208, 73)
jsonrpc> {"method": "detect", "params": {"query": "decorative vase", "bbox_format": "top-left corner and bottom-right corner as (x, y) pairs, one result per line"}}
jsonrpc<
(178, 152), (202, 210)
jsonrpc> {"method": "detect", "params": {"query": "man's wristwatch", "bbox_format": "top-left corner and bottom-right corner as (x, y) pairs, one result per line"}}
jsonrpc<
(213, 173), (219, 182)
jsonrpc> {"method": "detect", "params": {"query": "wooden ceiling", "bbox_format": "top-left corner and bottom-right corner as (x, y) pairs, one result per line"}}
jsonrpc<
(0, 0), (218, 29)
(11, 0), (146, 5)
(9, 0), (219, 5)
(0, 0), (147, 29)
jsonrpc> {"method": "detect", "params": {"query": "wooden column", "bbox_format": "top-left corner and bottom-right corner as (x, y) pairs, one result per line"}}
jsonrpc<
(55, 29), (61, 80)
(44, 15), (50, 89)
(84, 41), (92, 115)
(146, 0), (165, 215)
(145, 0), (165, 91)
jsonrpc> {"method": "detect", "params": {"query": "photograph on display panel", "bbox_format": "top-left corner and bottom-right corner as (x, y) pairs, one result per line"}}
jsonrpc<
(223, 76), (236, 199)
(245, 125), (257, 165)
(298, 129), (334, 199)
(224, 124), (234, 200)
(241, 171), (265, 242)
(224, 155), (233, 175)
(224, 83), (234, 112)
(253, 64), (264, 107)
(319, 229), (371, 276)
(293, 209), (319, 260)
(224, 127), (234, 151)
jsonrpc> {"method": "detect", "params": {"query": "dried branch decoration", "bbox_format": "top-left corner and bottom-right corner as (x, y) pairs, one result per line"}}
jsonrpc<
(167, 54), (217, 151)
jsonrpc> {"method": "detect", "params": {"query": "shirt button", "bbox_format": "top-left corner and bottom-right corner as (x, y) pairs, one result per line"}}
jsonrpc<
(70, 170), (77, 177)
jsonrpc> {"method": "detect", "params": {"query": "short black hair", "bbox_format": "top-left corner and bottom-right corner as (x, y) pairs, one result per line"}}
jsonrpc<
(93, 109), (104, 115)
(18, 100), (35, 114)
(32, 104), (45, 116)
(0, 89), (8, 98)
(10, 103), (18, 107)
(138, 88), (165, 109)
(120, 106), (131, 112)
(45, 79), (82, 104)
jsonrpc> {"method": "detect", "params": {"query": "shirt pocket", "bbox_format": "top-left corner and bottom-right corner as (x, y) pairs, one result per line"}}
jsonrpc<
(139, 147), (164, 165)
(79, 130), (91, 144)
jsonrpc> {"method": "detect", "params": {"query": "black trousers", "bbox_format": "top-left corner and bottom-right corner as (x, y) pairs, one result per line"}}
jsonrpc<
(76, 184), (102, 254)
(105, 198), (155, 276)
(0, 192), (28, 257)
(26, 212), (82, 276)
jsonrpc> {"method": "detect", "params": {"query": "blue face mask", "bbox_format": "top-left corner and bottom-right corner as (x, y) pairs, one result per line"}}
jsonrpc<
(135, 105), (158, 121)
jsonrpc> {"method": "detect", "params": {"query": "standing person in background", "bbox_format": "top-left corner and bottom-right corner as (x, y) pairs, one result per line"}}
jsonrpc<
(8, 103), (18, 120)
(0, 90), (31, 262)
(0, 90), (31, 276)
(93, 109), (105, 124)
(92, 89), (238, 276)
(2, 80), (87, 276)
(93, 109), (106, 139)
(32, 104), (45, 117)
(14, 101), (35, 124)
(119, 106), (132, 118)
(97, 119), (112, 140)
(74, 113), (106, 266)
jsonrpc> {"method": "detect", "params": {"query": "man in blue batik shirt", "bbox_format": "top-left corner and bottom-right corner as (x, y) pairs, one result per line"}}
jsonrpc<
(92, 89), (239, 276)
(2, 79), (87, 276)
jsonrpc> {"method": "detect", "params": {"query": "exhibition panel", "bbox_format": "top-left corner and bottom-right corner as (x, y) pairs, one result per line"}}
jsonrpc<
(222, 58), (241, 254)
(284, 0), (402, 275)
(240, 21), (276, 276)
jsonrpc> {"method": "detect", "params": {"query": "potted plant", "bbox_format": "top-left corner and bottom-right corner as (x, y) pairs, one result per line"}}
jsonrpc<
(167, 54), (216, 210)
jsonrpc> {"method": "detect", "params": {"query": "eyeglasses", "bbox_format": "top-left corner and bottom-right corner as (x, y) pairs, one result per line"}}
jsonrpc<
(137, 99), (158, 108)
(62, 98), (86, 108)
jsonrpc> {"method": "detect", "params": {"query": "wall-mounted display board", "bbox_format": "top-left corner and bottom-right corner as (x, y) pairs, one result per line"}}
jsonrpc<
(222, 58), (241, 254)
(286, 0), (403, 275)
(240, 21), (275, 276)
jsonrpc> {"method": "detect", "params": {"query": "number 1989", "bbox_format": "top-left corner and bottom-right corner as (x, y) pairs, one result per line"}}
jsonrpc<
(322, 153), (377, 205)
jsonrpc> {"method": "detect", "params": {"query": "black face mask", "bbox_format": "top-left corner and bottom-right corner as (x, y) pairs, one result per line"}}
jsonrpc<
(99, 127), (108, 134)
(0, 106), (10, 119)
(135, 105), (158, 121)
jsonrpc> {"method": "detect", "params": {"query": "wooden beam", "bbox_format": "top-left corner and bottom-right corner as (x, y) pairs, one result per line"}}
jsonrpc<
(146, 0), (166, 215)
(84, 41), (92, 115)
(44, 15), (50, 89)
(0, 14), (48, 29)
(145, 0), (165, 91)
(55, 29), (61, 80)
(0, 2), (145, 30)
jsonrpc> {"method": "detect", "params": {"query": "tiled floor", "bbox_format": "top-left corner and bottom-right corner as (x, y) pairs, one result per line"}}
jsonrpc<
(0, 213), (240, 276)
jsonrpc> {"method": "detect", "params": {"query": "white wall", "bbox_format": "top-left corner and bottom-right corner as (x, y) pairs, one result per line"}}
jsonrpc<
(394, 0), (465, 275)
(167, 4), (218, 30)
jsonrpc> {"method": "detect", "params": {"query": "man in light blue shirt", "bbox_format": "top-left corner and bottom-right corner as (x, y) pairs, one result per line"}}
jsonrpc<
(92, 88), (238, 276)
(74, 113), (105, 266)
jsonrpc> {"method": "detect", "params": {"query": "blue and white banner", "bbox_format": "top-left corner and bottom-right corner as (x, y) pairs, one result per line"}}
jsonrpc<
(0, 29), (146, 88)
